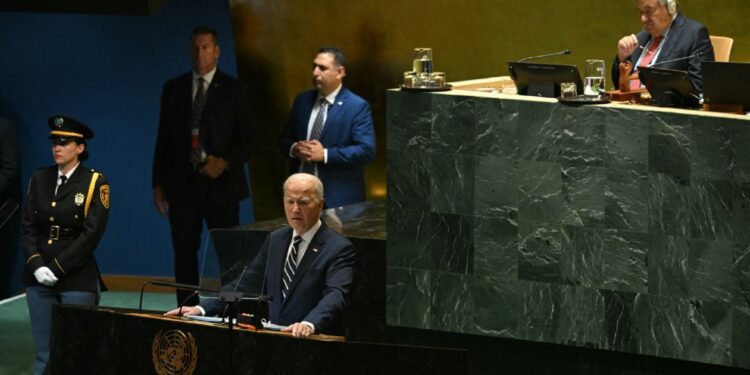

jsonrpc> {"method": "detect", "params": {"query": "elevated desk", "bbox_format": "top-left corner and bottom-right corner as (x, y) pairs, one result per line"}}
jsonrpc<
(386, 78), (750, 371)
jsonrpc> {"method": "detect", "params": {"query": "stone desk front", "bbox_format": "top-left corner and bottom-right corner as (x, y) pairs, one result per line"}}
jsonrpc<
(386, 79), (750, 370)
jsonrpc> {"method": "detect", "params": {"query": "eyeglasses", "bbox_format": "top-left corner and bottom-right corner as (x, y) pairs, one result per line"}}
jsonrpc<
(637, 6), (658, 18)
(284, 198), (316, 208)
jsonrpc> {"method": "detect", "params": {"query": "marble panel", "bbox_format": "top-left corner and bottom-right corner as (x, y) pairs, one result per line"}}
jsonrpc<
(474, 154), (518, 219)
(386, 267), (432, 329)
(518, 159), (566, 224)
(647, 172), (690, 237)
(473, 215), (518, 278)
(561, 165), (606, 226)
(428, 213), (474, 274)
(518, 220), (562, 284)
(386, 91), (433, 152)
(430, 95), (477, 155)
(556, 285), (607, 349)
(387, 149), (431, 211)
(387, 208), (431, 269)
(430, 153), (475, 216)
(475, 97), (519, 158)
(689, 177), (734, 242)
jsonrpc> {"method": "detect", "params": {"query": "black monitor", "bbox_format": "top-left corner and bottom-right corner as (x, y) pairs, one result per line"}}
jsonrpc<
(702, 61), (750, 107)
(638, 66), (699, 108)
(508, 62), (583, 98)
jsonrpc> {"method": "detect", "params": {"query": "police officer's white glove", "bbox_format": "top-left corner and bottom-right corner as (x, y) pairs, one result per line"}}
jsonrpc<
(33, 267), (59, 286)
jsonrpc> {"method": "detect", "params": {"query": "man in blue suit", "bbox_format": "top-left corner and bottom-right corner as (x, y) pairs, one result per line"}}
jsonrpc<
(166, 173), (355, 337)
(611, 0), (714, 92)
(279, 46), (376, 208)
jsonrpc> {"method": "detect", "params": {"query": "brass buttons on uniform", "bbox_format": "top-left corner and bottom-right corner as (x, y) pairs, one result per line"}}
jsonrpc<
(74, 214), (79, 219)
(49, 217), (55, 222)
(51, 202), (57, 207)
(48, 239), (53, 245)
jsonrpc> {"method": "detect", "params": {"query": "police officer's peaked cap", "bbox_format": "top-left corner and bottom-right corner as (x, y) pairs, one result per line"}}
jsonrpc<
(47, 115), (94, 142)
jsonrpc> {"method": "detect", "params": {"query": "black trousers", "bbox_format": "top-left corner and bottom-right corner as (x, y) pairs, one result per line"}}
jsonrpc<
(167, 191), (239, 307)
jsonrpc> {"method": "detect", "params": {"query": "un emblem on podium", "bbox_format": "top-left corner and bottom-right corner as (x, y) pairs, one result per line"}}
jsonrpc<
(152, 329), (198, 375)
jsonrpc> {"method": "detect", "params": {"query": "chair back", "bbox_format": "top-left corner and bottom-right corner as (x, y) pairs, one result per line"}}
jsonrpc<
(710, 35), (734, 62)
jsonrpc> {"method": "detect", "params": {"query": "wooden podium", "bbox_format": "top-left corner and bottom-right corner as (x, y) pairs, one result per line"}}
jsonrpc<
(48, 304), (466, 375)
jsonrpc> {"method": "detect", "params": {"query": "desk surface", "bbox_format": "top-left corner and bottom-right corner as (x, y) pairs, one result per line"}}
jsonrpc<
(398, 76), (750, 121)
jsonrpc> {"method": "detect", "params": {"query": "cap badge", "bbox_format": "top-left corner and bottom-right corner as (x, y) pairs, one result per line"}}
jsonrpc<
(74, 193), (85, 206)
(54, 117), (64, 128)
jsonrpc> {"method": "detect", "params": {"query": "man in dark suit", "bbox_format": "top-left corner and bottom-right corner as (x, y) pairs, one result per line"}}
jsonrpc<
(278, 46), (376, 208)
(0, 117), (20, 299)
(166, 173), (355, 338)
(152, 26), (254, 306)
(611, 0), (714, 92)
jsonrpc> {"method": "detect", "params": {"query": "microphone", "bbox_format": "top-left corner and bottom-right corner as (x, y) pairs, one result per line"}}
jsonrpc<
(518, 49), (572, 62)
(650, 51), (703, 67)
(138, 280), (219, 312)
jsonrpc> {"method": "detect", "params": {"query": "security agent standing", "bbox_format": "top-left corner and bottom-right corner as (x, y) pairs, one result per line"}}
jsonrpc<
(22, 115), (110, 375)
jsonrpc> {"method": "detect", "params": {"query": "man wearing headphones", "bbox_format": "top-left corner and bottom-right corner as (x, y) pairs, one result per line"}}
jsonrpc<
(612, 0), (714, 92)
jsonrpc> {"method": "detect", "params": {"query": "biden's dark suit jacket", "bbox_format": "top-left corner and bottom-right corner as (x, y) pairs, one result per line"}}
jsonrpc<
(204, 221), (355, 335)
(279, 87), (376, 208)
(611, 13), (715, 92)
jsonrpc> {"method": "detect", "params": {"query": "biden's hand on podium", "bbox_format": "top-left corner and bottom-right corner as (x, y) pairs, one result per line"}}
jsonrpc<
(199, 155), (227, 179)
(282, 322), (314, 338)
(152, 186), (169, 217)
(618, 34), (639, 62)
(164, 306), (202, 317)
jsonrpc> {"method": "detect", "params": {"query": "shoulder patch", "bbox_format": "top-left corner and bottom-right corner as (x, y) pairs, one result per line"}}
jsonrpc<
(100, 184), (110, 209)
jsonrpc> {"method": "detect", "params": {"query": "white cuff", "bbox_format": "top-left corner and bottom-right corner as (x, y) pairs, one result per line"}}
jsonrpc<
(196, 305), (206, 316)
(323, 149), (328, 164)
(301, 321), (315, 333)
(289, 143), (297, 158)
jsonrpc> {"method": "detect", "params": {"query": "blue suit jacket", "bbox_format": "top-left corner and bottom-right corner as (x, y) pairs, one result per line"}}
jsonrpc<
(610, 13), (715, 92)
(203, 222), (355, 334)
(279, 87), (376, 208)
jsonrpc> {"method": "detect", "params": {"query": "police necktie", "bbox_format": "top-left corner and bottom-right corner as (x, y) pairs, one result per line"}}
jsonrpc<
(55, 175), (67, 196)
(282, 236), (303, 299)
(301, 98), (328, 174)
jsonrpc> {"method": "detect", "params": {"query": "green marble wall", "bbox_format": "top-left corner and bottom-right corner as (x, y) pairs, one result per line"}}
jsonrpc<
(386, 91), (750, 369)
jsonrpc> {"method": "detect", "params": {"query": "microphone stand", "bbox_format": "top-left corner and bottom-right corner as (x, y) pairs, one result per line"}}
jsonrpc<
(518, 49), (572, 62)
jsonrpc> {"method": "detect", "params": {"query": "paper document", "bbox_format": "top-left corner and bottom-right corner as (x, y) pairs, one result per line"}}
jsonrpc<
(261, 319), (287, 331)
(186, 315), (236, 324)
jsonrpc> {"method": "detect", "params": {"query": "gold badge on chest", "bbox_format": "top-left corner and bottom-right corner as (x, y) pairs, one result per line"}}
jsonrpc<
(74, 192), (85, 206)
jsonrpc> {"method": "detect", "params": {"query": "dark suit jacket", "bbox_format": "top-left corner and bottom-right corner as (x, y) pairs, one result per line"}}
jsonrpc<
(0, 119), (20, 207)
(611, 13), (715, 92)
(278, 87), (376, 208)
(152, 69), (254, 204)
(204, 222), (355, 335)
(21, 165), (109, 292)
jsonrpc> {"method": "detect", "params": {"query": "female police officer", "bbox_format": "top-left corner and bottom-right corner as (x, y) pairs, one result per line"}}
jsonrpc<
(21, 115), (110, 375)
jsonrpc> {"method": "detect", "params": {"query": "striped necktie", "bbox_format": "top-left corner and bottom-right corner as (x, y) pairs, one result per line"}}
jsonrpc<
(282, 236), (303, 299)
(301, 99), (328, 174)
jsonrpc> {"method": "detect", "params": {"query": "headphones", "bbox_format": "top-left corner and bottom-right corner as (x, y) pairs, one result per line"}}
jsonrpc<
(660, 0), (678, 15)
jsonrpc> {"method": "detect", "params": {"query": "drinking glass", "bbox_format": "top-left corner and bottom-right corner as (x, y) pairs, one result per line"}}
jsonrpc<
(412, 48), (433, 73)
(560, 82), (578, 98)
(584, 59), (605, 96)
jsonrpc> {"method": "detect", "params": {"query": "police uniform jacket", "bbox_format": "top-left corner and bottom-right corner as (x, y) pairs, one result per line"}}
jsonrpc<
(21, 164), (110, 292)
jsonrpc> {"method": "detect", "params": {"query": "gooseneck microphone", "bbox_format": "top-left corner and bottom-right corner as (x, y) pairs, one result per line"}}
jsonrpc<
(138, 280), (219, 312)
(518, 49), (572, 62)
(650, 51), (704, 67)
